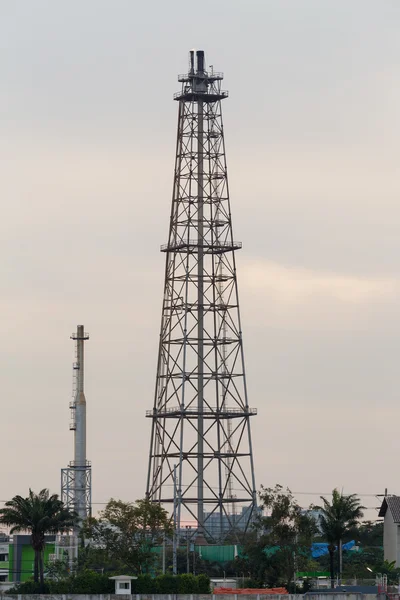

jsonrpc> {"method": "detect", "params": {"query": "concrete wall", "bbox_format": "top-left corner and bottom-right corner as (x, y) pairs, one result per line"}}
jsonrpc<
(0, 595), (297, 600)
(383, 509), (398, 566)
(0, 594), (380, 600)
(306, 596), (378, 600)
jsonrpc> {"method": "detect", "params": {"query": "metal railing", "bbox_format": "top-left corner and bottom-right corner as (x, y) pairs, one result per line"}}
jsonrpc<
(161, 239), (242, 251)
(70, 331), (89, 340)
(68, 460), (92, 467)
(178, 71), (224, 80)
(146, 406), (257, 417)
(173, 90), (229, 100)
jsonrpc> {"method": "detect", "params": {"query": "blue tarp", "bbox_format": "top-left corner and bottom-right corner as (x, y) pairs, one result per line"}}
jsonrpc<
(311, 541), (355, 558)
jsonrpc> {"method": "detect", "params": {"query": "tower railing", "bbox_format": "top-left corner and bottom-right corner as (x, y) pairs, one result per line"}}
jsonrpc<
(146, 406), (257, 417)
(160, 239), (242, 253)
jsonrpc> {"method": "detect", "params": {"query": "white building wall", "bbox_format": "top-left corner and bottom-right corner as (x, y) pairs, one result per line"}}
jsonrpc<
(383, 509), (398, 566)
(396, 521), (400, 568)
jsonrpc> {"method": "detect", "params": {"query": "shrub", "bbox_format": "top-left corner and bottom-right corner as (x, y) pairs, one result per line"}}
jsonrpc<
(8, 571), (210, 595)
(160, 574), (180, 593)
(177, 573), (199, 593)
(132, 573), (154, 593)
(6, 580), (50, 594)
(197, 573), (211, 593)
(64, 570), (114, 594)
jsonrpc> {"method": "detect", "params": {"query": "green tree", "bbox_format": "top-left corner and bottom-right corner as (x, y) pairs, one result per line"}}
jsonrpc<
(45, 557), (71, 581)
(355, 521), (383, 548)
(162, 546), (221, 576)
(314, 520), (383, 582)
(317, 515), (337, 589)
(0, 489), (76, 590)
(238, 485), (318, 588)
(316, 489), (364, 588)
(378, 559), (396, 573)
(81, 498), (172, 574)
(342, 520), (383, 580)
(369, 559), (400, 584)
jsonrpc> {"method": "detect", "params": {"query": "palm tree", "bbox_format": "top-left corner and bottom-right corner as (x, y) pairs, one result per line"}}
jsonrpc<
(318, 516), (337, 589)
(317, 489), (364, 588)
(0, 489), (77, 590)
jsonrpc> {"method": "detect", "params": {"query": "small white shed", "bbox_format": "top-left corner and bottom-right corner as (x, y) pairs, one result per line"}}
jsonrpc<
(109, 575), (138, 595)
(210, 578), (238, 590)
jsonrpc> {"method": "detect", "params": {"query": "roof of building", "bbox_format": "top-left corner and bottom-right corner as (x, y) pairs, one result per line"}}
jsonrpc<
(307, 586), (377, 594)
(109, 576), (138, 581)
(379, 496), (400, 522)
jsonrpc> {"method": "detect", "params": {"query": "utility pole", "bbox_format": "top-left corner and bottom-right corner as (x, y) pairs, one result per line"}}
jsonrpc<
(162, 532), (166, 574)
(186, 526), (190, 574)
(172, 465), (178, 575)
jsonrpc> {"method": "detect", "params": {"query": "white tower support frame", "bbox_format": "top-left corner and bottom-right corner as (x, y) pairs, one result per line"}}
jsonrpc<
(61, 325), (92, 530)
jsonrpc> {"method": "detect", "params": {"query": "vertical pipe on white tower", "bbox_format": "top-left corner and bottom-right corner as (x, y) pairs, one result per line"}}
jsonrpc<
(73, 325), (88, 524)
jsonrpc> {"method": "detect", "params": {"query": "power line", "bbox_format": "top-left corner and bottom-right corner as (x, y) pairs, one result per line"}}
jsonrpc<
(292, 492), (382, 497)
(0, 490), (386, 506)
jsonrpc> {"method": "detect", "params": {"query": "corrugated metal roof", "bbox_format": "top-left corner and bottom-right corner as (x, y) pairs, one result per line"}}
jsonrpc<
(379, 496), (400, 522)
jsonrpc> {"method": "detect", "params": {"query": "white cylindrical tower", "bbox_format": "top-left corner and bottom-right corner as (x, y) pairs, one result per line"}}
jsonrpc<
(74, 324), (86, 467)
(73, 325), (88, 523)
(63, 325), (91, 527)
(60, 325), (91, 562)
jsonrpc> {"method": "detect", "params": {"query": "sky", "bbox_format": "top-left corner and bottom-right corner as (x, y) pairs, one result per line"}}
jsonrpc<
(1, 0), (400, 522)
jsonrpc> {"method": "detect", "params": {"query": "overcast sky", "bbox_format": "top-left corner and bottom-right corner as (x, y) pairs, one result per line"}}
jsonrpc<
(1, 0), (400, 520)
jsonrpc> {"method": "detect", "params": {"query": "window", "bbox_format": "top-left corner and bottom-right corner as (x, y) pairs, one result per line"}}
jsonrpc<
(0, 554), (8, 562)
(0, 575), (6, 582)
(119, 582), (130, 590)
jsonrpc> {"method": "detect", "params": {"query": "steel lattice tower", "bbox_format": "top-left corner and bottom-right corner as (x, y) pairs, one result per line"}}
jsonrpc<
(146, 50), (257, 542)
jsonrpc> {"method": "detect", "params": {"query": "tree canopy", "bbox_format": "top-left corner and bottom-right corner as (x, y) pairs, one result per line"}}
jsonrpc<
(317, 489), (365, 545)
(81, 497), (172, 574)
(315, 489), (364, 587)
(233, 485), (318, 589)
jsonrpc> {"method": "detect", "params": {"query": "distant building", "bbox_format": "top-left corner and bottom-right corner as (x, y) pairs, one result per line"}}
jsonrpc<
(301, 508), (324, 534)
(378, 496), (400, 566)
(203, 505), (260, 539)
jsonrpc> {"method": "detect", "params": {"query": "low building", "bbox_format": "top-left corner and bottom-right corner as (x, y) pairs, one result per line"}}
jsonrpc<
(210, 578), (238, 590)
(378, 495), (400, 566)
(0, 534), (55, 584)
(109, 575), (137, 595)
